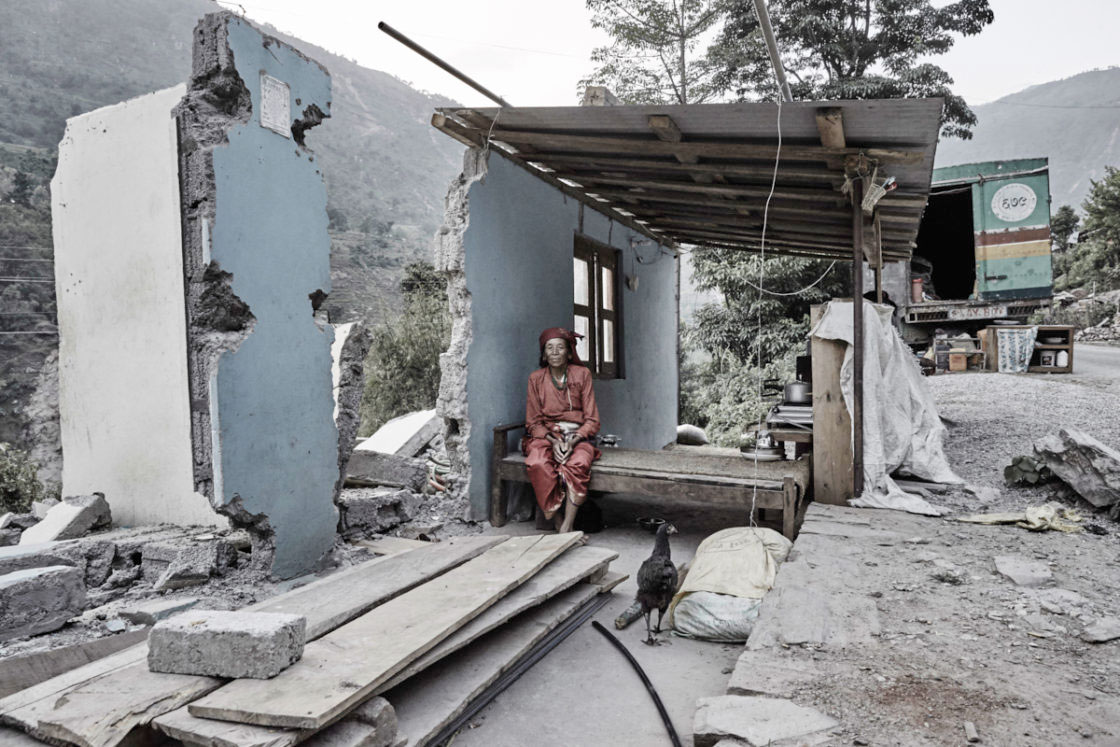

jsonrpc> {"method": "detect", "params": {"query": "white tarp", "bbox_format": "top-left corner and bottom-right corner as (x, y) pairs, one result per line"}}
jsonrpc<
(811, 301), (962, 515)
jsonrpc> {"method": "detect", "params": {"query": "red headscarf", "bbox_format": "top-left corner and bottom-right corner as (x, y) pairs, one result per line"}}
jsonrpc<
(538, 327), (583, 367)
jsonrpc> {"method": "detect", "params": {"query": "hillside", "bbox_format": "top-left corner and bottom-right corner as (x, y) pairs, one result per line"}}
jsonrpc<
(0, 0), (464, 442)
(936, 67), (1120, 211)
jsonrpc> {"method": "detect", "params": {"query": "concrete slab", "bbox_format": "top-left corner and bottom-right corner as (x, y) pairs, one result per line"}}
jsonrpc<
(148, 609), (307, 679)
(0, 565), (87, 641)
(1081, 617), (1120, 643)
(340, 489), (421, 536)
(18, 494), (111, 545)
(693, 695), (838, 747)
(0, 543), (74, 575)
(727, 650), (821, 699)
(118, 596), (200, 625)
(355, 409), (439, 457)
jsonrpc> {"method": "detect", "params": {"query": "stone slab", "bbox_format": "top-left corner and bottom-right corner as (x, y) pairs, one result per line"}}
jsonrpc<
(118, 596), (200, 626)
(340, 489), (421, 536)
(18, 494), (111, 545)
(994, 554), (1053, 588)
(1081, 617), (1120, 643)
(148, 610), (307, 679)
(727, 651), (821, 699)
(693, 695), (838, 747)
(346, 451), (428, 491)
(0, 543), (74, 576)
(303, 697), (397, 747)
(0, 565), (87, 641)
(355, 409), (440, 458)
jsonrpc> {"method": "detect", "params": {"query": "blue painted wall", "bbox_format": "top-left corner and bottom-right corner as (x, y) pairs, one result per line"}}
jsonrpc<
(462, 154), (679, 518)
(209, 18), (338, 578)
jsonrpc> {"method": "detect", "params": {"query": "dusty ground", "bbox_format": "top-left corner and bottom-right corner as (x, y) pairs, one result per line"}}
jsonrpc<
(447, 345), (1120, 747)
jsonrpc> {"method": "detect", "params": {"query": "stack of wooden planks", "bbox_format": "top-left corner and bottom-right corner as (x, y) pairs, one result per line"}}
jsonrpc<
(0, 532), (625, 747)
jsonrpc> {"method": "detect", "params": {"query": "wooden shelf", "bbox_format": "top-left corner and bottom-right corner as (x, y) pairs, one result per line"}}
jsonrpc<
(1034, 344), (1069, 350)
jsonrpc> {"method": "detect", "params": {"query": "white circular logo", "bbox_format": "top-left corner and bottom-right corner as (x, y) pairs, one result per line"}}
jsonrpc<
(991, 183), (1037, 223)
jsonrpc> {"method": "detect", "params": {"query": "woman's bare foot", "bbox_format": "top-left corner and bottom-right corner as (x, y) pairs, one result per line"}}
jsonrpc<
(559, 486), (581, 533)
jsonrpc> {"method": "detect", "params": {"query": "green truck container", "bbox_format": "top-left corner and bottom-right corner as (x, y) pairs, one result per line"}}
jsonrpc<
(898, 158), (1053, 335)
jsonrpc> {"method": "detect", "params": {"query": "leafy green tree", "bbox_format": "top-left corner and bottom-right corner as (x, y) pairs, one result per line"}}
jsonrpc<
(1050, 204), (1079, 253)
(358, 262), (451, 436)
(581, 0), (725, 104)
(8, 171), (34, 207)
(1054, 167), (1120, 292)
(711, 0), (994, 138)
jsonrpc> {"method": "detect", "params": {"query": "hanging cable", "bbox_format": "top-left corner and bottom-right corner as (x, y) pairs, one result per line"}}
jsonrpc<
(739, 260), (837, 296)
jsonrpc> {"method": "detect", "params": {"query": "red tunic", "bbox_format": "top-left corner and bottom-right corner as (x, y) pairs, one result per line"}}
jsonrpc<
(524, 365), (601, 517)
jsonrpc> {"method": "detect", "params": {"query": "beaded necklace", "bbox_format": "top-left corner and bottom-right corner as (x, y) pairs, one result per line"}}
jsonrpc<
(549, 366), (568, 391)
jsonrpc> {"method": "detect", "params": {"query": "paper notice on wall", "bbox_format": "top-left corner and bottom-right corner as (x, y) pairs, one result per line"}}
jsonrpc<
(260, 74), (291, 137)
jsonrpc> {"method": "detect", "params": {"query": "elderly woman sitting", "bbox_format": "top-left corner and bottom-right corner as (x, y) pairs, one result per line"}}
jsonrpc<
(524, 327), (601, 533)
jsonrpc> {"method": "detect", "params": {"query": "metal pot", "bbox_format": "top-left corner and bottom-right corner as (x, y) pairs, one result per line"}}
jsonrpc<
(784, 380), (812, 404)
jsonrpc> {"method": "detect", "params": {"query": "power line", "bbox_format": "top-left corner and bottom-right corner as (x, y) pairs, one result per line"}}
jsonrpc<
(0, 277), (54, 283)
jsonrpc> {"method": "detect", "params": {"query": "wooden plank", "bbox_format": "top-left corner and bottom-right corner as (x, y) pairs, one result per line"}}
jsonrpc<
(351, 536), (431, 556)
(530, 154), (844, 184)
(386, 583), (605, 747)
(376, 545), (617, 693)
(481, 128), (926, 165)
(0, 630), (149, 699)
(3, 538), (501, 747)
(576, 174), (851, 204)
(153, 708), (296, 747)
(811, 304), (853, 505)
(187, 534), (583, 730)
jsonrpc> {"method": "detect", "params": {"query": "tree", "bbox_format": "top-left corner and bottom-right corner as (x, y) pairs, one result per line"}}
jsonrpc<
(1050, 205), (1079, 253)
(581, 0), (725, 104)
(8, 171), (33, 207)
(711, 0), (994, 138)
(1054, 167), (1120, 292)
(358, 262), (451, 435)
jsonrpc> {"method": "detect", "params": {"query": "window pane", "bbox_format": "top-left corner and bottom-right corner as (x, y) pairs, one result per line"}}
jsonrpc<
(601, 266), (614, 311)
(574, 258), (589, 305)
(602, 319), (614, 363)
(574, 315), (590, 361)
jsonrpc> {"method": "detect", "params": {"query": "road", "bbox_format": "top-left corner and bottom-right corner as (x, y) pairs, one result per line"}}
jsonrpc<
(1069, 341), (1120, 394)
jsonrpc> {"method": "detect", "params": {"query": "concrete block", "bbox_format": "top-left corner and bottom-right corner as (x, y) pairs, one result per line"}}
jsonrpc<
(148, 609), (307, 678)
(994, 554), (1052, 588)
(347, 451), (428, 492)
(0, 530), (20, 547)
(0, 543), (75, 575)
(0, 565), (87, 641)
(3, 513), (39, 531)
(51, 539), (116, 587)
(118, 596), (200, 625)
(19, 493), (111, 544)
(340, 489), (422, 536)
(356, 409), (440, 458)
(693, 695), (838, 747)
(31, 498), (60, 519)
(142, 539), (238, 590)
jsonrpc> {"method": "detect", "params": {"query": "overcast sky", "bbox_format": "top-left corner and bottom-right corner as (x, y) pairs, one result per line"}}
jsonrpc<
(229, 0), (1119, 108)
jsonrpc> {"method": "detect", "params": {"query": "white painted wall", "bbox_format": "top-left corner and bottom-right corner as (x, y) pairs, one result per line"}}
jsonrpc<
(52, 85), (221, 528)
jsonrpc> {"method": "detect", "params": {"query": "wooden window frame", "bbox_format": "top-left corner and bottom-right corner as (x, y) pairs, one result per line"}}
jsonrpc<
(573, 234), (624, 379)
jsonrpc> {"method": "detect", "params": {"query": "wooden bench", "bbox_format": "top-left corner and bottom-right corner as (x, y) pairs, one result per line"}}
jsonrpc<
(490, 424), (808, 540)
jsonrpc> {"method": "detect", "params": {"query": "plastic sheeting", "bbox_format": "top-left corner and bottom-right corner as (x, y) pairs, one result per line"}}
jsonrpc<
(811, 301), (962, 516)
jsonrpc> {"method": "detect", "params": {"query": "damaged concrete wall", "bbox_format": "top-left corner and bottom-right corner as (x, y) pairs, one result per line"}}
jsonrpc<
(51, 84), (220, 528)
(437, 150), (679, 518)
(177, 13), (340, 578)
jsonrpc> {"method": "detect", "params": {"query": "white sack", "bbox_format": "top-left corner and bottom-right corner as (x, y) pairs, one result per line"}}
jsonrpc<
(811, 301), (962, 516)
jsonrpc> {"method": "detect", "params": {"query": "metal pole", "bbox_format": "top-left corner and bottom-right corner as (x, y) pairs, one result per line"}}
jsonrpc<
(751, 0), (793, 102)
(851, 180), (865, 498)
(377, 22), (513, 108)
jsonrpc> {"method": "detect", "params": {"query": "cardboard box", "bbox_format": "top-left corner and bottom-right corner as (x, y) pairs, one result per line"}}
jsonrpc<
(949, 352), (968, 372)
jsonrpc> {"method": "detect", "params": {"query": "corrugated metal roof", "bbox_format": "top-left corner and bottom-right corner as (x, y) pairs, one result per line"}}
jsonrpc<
(432, 98), (943, 262)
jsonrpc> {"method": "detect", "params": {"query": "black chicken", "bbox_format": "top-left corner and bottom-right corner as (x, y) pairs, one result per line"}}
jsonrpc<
(636, 522), (678, 645)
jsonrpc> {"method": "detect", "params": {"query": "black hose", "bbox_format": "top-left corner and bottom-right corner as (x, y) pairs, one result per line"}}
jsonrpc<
(591, 620), (683, 747)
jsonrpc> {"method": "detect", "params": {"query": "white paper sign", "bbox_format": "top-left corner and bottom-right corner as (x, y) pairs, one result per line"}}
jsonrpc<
(260, 74), (291, 138)
(990, 183), (1036, 223)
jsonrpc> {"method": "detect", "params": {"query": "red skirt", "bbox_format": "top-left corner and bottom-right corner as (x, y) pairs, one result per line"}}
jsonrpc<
(524, 438), (600, 518)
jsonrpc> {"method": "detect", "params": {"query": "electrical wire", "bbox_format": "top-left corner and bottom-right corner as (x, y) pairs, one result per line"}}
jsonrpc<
(739, 260), (837, 296)
(591, 622), (682, 747)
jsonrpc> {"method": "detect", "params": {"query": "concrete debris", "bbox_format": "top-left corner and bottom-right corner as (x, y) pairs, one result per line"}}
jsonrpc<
(148, 609), (307, 678)
(0, 529), (19, 547)
(119, 596), (201, 626)
(356, 409), (441, 458)
(104, 618), (127, 633)
(727, 651), (818, 700)
(994, 555), (1053, 588)
(1034, 428), (1120, 516)
(340, 488), (422, 537)
(347, 450), (429, 492)
(333, 321), (372, 503)
(1080, 617), (1120, 643)
(52, 539), (116, 587)
(142, 538), (238, 590)
(0, 543), (77, 576)
(2, 513), (40, 531)
(31, 498), (60, 519)
(0, 565), (87, 641)
(19, 493), (112, 545)
(693, 694), (838, 747)
(964, 721), (980, 742)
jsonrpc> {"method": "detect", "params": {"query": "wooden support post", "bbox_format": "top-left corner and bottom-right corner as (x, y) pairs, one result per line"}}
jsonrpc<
(875, 214), (884, 304)
(851, 180), (865, 498)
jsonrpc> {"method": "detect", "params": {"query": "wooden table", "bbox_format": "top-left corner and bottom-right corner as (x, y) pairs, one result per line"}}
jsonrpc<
(491, 424), (809, 540)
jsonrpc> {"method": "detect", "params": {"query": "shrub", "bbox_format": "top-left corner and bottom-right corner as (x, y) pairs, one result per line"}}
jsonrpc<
(0, 442), (43, 513)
